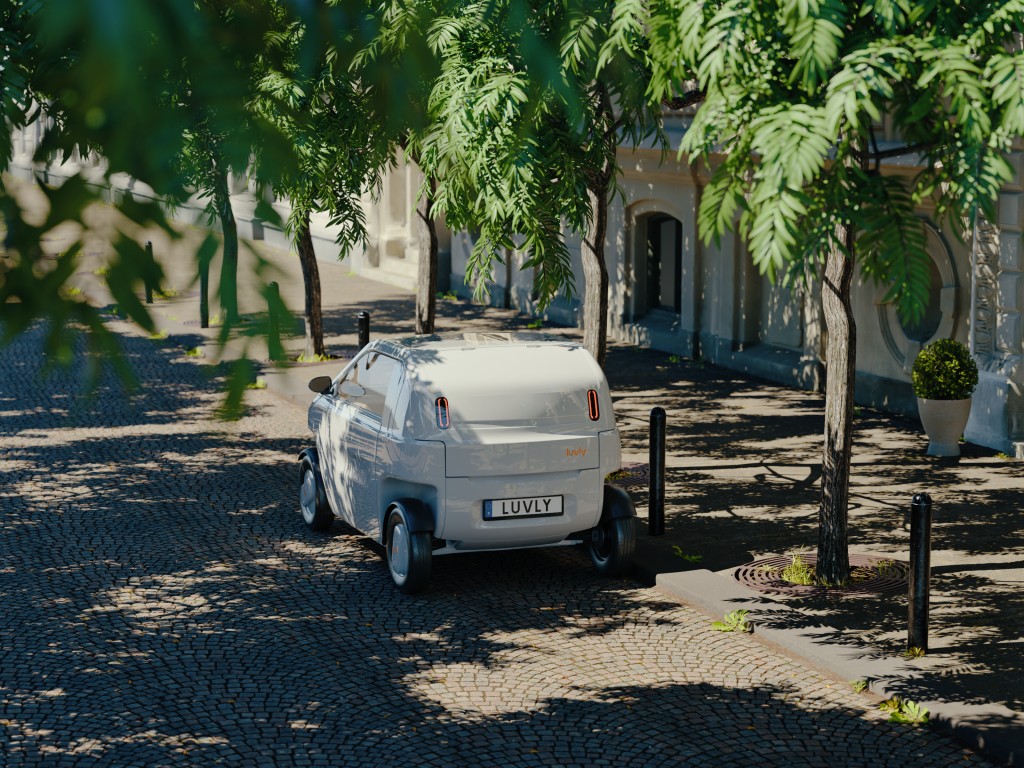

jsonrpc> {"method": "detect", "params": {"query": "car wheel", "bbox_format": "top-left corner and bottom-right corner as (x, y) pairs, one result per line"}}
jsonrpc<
(299, 459), (333, 532)
(386, 509), (431, 594)
(587, 515), (636, 577)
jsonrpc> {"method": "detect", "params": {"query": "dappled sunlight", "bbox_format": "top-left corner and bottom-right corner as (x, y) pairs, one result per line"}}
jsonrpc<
(88, 568), (241, 633)
(0, 320), (1000, 764)
(602, 342), (1024, 716)
(399, 598), (782, 717)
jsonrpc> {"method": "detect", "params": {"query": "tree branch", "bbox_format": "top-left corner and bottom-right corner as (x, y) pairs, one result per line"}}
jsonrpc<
(662, 89), (706, 111)
(602, 115), (624, 143)
(854, 141), (933, 162)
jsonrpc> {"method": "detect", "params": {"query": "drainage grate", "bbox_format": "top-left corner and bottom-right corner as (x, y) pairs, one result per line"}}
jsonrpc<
(733, 553), (909, 597)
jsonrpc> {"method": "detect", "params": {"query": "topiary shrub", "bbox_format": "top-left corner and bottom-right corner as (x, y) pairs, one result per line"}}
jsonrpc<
(911, 339), (979, 400)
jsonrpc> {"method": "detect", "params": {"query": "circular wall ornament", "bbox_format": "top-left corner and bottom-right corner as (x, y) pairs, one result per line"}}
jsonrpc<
(877, 218), (960, 368)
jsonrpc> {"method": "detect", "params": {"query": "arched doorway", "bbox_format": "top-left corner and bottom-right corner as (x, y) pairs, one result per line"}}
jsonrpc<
(620, 205), (699, 356)
(644, 214), (683, 315)
(629, 211), (684, 320)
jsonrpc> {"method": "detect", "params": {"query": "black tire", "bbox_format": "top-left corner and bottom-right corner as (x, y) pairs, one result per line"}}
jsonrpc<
(385, 508), (432, 594)
(587, 515), (636, 577)
(299, 459), (333, 532)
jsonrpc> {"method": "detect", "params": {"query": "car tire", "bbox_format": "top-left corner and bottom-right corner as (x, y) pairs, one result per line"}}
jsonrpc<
(386, 508), (431, 594)
(299, 459), (333, 532)
(587, 515), (636, 577)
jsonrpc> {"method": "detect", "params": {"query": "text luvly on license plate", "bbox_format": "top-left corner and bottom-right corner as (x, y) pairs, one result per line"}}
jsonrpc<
(483, 495), (564, 520)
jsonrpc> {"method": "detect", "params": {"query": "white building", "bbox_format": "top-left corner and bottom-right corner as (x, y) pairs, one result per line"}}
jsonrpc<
(347, 116), (1024, 457)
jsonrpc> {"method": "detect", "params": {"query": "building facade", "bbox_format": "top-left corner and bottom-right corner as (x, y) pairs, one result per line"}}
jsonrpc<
(350, 116), (1024, 457)
(9, 115), (1024, 456)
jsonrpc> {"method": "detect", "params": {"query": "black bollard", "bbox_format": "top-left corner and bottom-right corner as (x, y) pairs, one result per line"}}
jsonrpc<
(358, 310), (370, 351)
(199, 260), (210, 328)
(649, 407), (666, 536)
(144, 241), (154, 304)
(268, 281), (280, 346)
(908, 492), (933, 653)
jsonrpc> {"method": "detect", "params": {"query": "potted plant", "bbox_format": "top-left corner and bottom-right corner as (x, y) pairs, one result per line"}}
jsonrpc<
(911, 338), (979, 457)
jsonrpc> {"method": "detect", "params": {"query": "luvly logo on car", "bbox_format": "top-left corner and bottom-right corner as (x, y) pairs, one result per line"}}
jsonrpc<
(566, 447), (587, 457)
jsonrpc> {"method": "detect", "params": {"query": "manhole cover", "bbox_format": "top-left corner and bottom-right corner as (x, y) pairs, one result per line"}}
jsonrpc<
(608, 462), (649, 488)
(734, 553), (909, 597)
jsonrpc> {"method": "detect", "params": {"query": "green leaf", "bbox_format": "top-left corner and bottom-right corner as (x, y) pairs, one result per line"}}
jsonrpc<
(786, 1), (847, 93)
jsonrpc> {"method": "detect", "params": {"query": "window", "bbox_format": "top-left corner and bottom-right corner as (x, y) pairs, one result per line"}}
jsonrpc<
(337, 352), (400, 419)
(645, 214), (682, 314)
(897, 257), (943, 343)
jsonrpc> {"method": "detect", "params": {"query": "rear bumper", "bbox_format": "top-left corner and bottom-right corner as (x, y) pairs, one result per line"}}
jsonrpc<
(437, 469), (603, 548)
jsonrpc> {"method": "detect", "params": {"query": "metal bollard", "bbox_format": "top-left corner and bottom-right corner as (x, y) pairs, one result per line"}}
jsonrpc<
(144, 241), (154, 304)
(199, 261), (210, 328)
(358, 310), (370, 351)
(648, 406), (666, 536)
(268, 281), (280, 344)
(908, 492), (932, 653)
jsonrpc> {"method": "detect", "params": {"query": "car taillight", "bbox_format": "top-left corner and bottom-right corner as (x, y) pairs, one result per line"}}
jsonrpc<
(587, 389), (600, 421)
(436, 396), (450, 429)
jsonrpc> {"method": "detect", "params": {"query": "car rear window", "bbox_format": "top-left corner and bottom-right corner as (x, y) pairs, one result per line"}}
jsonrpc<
(404, 344), (609, 436)
(440, 389), (591, 427)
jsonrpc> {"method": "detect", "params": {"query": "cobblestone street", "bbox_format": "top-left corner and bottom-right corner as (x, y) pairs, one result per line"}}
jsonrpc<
(0, 322), (991, 767)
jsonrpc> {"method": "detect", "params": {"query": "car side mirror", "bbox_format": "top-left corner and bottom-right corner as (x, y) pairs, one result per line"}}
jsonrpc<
(338, 381), (366, 398)
(308, 375), (333, 394)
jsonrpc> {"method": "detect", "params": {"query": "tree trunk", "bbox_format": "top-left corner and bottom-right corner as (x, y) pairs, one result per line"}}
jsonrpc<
(415, 176), (438, 335)
(582, 181), (609, 368)
(215, 171), (239, 326)
(296, 210), (325, 359)
(816, 222), (856, 586)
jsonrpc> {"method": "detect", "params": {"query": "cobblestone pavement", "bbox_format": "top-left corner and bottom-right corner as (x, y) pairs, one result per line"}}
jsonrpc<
(0, 322), (991, 768)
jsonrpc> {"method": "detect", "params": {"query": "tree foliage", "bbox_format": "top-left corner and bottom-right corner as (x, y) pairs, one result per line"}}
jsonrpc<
(630, 0), (1024, 322)
(625, 0), (1024, 582)
(0, 0), (386, 407)
(256, 11), (393, 260)
(418, 0), (662, 319)
(254, 5), (395, 355)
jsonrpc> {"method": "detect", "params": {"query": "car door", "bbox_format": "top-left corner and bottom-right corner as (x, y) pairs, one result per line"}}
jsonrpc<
(320, 350), (400, 539)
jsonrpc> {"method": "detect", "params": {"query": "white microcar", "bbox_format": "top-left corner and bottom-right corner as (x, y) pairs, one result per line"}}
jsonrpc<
(299, 331), (637, 593)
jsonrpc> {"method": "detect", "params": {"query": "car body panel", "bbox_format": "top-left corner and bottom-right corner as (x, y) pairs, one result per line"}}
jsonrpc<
(439, 469), (601, 547)
(444, 430), (600, 477)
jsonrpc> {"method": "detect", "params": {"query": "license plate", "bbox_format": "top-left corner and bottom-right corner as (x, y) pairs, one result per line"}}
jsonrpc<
(483, 495), (563, 520)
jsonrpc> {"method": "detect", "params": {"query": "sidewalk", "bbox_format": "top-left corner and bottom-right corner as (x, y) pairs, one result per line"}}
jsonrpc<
(53, 193), (1024, 767)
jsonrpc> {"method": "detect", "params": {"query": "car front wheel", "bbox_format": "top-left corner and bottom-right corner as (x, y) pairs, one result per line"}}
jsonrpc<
(587, 515), (636, 577)
(299, 460), (333, 532)
(386, 509), (431, 594)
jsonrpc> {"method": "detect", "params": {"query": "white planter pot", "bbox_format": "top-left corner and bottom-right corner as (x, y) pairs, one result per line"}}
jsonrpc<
(917, 397), (972, 457)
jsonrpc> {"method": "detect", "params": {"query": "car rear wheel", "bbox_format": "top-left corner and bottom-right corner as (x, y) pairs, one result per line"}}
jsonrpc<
(588, 516), (636, 577)
(299, 460), (333, 532)
(386, 509), (431, 594)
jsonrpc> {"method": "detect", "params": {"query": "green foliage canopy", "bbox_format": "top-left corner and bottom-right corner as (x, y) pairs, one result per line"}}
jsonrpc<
(0, 0), (396, 408)
(619, 0), (1024, 323)
(417, 0), (662, 308)
(254, 7), (394, 254)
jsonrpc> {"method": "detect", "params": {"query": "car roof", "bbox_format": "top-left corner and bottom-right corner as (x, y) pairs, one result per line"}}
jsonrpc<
(368, 332), (611, 437)
(373, 331), (582, 363)
(370, 331), (605, 404)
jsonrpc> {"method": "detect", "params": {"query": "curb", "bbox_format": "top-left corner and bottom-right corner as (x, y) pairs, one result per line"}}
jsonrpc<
(652, 566), (1024, 768)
